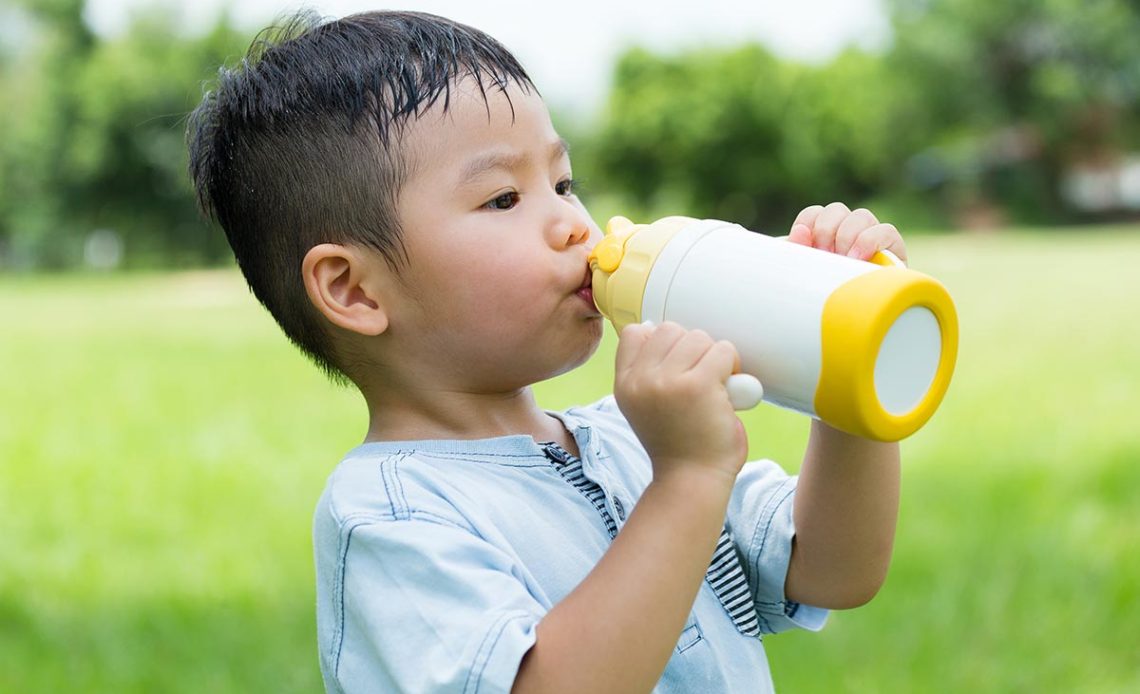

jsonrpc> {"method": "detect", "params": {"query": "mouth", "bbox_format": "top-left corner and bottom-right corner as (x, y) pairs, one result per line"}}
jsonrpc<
(575, 266), (597, 312)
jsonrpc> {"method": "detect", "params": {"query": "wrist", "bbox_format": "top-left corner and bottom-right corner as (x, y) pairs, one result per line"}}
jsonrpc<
(635, 466), (736, 554)
(650, 463), (737, 503)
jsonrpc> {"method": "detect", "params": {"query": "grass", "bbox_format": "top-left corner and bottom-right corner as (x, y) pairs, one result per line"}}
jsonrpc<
(2, 228), (1139, 691)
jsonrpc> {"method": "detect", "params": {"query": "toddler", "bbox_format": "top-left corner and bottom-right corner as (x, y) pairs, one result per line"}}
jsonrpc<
(188, 10), (905, 693)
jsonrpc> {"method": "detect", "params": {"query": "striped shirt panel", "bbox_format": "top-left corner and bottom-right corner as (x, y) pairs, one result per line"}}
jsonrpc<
(540, 442), (761, 637)
(540, 442), (620, 538)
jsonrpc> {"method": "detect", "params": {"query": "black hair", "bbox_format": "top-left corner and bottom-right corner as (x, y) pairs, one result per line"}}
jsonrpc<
(187, 10), (534, 384)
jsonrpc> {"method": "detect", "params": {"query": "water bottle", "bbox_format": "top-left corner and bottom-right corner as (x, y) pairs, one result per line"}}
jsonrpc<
(588, 216), (958, 442)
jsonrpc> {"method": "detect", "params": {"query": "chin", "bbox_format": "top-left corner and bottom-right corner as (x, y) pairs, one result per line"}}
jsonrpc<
(554, 321), (605, 376)
(501, 319), (604, 386)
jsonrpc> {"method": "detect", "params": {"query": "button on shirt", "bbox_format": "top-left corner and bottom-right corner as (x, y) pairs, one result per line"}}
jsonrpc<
(313, 396), (827, 693)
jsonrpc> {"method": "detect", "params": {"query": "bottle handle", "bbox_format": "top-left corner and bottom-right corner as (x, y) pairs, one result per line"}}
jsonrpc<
(726, 374), (764, 410)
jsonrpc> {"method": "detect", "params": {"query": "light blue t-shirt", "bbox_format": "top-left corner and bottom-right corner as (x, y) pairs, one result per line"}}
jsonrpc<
(313, 396), (827, 693)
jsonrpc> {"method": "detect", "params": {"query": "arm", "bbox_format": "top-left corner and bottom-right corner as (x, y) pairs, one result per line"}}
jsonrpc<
(514, 322), (748, 694)
(785, 421), (899, 608)
(783, 202), (907, 609)
(513, 467), (735, 693)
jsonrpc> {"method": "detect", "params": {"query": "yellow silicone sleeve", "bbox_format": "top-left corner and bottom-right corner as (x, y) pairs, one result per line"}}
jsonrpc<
(814, 268), (958, 441)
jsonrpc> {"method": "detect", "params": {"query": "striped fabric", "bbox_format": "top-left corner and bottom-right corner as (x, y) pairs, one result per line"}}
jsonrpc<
(540, 442), (620, 538)
(540, 443), (761, 637)
(705, 527), (761, 636)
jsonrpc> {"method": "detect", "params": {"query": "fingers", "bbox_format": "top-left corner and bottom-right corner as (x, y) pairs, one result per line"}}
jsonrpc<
(613, 322), (749, 474)
(691, 338), (739, 383)
(808, 202), (853, 253)
(636, 321), (686, 366)
(846, 223), (909, 263)
(787, 223), (813, 247)
(791, 205), (824, 232)
(615, 322), (652, 374)
(834, 208), (879, 256)
(618, 322), (738, 381)
(789, 202), (908, 263)
(661, 328), (717, 371)
(664, 331), (740, 385)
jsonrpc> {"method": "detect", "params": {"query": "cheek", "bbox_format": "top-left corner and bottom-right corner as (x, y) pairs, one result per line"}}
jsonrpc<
(436, 260), (551, 323)
(487, 266), (556, 318)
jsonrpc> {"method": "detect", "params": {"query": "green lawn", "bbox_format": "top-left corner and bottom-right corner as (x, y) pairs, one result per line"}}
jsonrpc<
(2, 228), (1138, 692)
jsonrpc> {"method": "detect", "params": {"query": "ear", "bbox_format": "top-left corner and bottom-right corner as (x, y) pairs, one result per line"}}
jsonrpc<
(301, 244), (390, 336)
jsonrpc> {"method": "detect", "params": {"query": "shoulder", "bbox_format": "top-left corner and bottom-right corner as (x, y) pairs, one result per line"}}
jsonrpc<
(314, 449), (475, 535)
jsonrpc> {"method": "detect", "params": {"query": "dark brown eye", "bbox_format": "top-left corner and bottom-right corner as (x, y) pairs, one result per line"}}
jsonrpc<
(555, 178), (576, 196)
(485, 192), (519, 210)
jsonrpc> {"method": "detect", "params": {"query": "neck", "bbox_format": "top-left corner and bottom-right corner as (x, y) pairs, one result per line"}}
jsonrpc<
(361, 382), (570, 447)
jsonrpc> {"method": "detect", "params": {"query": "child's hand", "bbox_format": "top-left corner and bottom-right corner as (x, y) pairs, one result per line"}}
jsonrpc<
(613, 321), (748, 484)
(788, 202), (908, 264)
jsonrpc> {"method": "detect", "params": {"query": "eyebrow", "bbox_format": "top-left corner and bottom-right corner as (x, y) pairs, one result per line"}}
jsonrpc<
(459, 138), (570, 183)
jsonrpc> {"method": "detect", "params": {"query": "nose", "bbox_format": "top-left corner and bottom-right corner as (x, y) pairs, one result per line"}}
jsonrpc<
(550, 199), (593, 249)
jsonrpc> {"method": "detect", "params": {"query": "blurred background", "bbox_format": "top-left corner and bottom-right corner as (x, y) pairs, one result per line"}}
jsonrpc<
(1, 0), (1137, 691)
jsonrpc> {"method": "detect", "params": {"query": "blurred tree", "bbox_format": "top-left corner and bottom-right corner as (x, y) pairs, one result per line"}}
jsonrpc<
(0, 3), (18, 262)
(4, 0), (1138, 269)
(591, 44), (904, 232)
(1, 0), (87, 267)
(885, 0), (1140, 223)
(589, 0), (1140, 231)
(0, 1), (247, 268)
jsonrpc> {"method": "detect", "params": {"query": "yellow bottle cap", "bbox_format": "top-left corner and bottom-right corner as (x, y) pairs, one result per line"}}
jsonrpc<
(589, 216), (696, 331)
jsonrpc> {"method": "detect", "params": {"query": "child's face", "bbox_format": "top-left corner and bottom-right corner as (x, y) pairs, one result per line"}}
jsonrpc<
(383, 78), (605, 391)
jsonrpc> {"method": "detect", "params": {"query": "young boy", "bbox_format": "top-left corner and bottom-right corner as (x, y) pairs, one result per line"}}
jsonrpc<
(188, 10), (905, 693)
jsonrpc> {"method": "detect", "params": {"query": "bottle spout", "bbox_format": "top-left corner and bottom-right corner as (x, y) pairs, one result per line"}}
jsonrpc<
(588, 216), (638, 272)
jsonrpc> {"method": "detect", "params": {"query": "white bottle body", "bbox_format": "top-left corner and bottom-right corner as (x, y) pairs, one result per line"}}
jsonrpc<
(640, 220), (914, 417)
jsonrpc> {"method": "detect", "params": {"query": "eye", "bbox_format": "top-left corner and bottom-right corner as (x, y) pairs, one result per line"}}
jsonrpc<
(484, 191), (520, 210)
(555, 178), (577, 196)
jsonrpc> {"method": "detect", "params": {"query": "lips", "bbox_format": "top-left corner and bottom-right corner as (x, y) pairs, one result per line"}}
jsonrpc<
(576, 266), (597, 311)
(578, 266), (592, 292)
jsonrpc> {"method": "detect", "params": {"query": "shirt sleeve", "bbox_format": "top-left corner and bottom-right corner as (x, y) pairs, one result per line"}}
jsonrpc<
(324, 515), (543, 694)
(725, 460), (829, 634)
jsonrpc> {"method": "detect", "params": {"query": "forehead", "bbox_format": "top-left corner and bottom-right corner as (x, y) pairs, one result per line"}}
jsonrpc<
(400, 78), (560, 178)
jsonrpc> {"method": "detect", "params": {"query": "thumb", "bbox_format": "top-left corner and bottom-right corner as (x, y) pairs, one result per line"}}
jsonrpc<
(614, 321), (652, 373)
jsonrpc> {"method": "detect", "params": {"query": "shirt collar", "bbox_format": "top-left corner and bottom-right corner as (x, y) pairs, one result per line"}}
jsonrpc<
(344, 407), (596, 462)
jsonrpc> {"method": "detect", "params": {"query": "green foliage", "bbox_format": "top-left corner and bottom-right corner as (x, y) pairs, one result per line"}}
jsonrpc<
(889, 0), (1140, 131)
(591, 45), (892, 231)
(2, 230), (1139, 690)
(587, 41), (925, 231)
(584, 0), (1140, 231)
(4, 1), (1140, 267)
(0, 4), (247, 269)
(885, 0), (1140, 223)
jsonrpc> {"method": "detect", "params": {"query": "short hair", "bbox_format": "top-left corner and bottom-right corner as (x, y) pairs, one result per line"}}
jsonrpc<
(187, 11), (534, 384)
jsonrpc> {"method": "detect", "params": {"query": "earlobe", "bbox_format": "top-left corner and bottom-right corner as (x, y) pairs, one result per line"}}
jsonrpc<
(301, 244), (389, 336)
